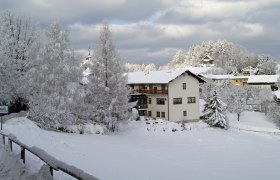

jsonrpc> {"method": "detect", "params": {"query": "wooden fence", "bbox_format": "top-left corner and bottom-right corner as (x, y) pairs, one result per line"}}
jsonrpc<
(0, 131), (99, 180)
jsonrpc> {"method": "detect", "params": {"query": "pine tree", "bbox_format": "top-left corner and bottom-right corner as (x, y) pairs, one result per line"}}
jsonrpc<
(203, 88), (228, 129)
(86, 23), (131, 132)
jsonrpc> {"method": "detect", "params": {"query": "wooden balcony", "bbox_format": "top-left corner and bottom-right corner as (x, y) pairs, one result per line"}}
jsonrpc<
(133, 89), (168, 94)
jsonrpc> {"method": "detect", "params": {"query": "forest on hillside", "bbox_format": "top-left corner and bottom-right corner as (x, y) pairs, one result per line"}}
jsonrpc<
(126, 40), (278, 75)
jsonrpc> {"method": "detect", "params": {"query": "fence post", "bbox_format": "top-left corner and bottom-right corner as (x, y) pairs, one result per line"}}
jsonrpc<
(2, 135), (4, 144)
(21, 146), (25, 164)
(49, 166), (53, 177)
(9, 139), (12, 152)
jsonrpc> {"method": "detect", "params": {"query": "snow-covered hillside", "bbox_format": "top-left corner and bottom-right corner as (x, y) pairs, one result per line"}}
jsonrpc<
(1, 113), (280, 180)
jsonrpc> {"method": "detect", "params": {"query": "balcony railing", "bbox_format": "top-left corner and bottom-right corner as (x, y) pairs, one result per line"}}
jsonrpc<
(137, 103), (148, 109)
(133, 89), (168, 94)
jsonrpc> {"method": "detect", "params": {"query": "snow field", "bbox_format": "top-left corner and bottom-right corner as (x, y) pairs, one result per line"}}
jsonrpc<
(2, 114), (280, 180)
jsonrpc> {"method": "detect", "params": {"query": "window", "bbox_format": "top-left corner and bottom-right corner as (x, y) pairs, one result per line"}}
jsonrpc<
(156, 111), (160, 117)
(131, 85), (134, 89)
(182, 83), (186, 90)
(156, 98), (165, 105)
(161, 112), (165, 118)
(188, 97), (196, 103)
(148, 111), (152, 117)
(173, 98), (182, 104)
(148, 98), (151, 104)
(183, 111), (187, 116)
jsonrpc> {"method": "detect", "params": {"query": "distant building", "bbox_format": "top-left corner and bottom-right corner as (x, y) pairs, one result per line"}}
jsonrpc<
(241, 66), (257, 76)
(80, 47), (93, 69)
(127, 70), (205, 122)
(199, 74), (249, 86)
(247, 75), (280, 90)
(202, 55), (214, 65)
(246, 98), (262, 111)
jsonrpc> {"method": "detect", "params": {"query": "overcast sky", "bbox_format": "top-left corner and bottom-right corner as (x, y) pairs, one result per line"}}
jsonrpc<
(1, 0), (280, 65)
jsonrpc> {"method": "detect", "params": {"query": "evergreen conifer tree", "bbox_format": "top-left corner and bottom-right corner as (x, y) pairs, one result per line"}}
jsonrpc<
(85, 23), (131, 132)
(203, 88), (228, 129)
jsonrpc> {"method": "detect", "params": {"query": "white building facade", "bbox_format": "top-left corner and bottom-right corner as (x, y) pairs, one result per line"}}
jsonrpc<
(127, 70), (204, 122)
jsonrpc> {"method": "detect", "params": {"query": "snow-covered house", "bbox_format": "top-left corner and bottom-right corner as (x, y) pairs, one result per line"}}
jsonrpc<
(200, 74), (233, 86)
(202, 55), (214, 65)
(241, 66), (257, 76)
(231, 76), (249, 86)
(247, 75), (280, 90)
(199, 74), (249, 86)
(127, 70), (205, 122)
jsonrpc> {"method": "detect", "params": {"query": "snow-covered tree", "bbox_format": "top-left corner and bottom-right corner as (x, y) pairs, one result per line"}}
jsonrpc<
(257, 88), (273, 114)
(144, 63), (157, 73)
(226, 86), (246, 121)
(86, 23), (131, 132)
(256, 55), (277, 75)
(166, 49), (185, 70)
(202, 88), (228, 129)
(24, 22), (82, 129)
(0, 12), (38, 108)
(200, 81), (216, 102)
(125, 63), (157, 73)
(204, 67), (227, 75)
(267, 102), (280, 128)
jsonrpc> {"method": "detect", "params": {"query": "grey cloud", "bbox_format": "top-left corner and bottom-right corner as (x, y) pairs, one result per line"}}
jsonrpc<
(1, 0), (279, 65)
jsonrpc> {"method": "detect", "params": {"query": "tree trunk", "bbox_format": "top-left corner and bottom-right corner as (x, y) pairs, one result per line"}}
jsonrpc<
(237, 113), (240, 121)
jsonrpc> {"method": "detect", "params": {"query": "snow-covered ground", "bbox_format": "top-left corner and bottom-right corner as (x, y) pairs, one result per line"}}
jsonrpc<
(1, 113), (280, 180)
(0, 143), (52, 180)
(229, 111), (280, 133)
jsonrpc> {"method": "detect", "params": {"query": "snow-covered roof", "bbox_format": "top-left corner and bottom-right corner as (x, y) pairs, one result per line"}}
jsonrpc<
(231, 76), (250, 79)
(200, 74), (250, 81)
(241, 66), (256, 71)
(247, 75), (280, 84)
(200, 74), (234, 80)
(127, 69), (204, 84)
(203, 55), (213, 60)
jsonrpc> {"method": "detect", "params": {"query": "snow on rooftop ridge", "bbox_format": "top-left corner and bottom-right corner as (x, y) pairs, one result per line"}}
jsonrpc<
(247, 75), (280, 83)
(127, 69), (186, 84)
(201, 74), (234, 80)
(127, 67), (210, 84)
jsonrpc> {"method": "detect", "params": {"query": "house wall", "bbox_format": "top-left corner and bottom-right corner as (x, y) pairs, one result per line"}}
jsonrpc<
(147, 94), (168, 120)
(231, 78), (248, 86)
(168, 73), (200, 122)
(248, 84), (272, 89)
